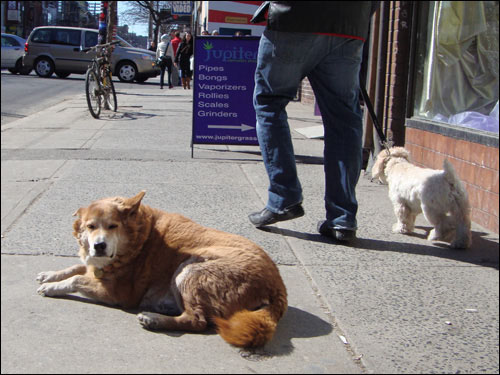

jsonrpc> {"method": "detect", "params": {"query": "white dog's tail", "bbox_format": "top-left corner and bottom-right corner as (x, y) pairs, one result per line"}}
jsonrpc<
(443, 159), (472, 248)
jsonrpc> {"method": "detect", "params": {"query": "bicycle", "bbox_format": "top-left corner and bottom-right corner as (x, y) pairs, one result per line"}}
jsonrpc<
(83, 40), (120, 119)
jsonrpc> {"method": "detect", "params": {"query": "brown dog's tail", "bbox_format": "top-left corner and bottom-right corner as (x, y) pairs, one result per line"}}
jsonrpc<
(213, 295), (287, 348)
(214, 308), (277, 348)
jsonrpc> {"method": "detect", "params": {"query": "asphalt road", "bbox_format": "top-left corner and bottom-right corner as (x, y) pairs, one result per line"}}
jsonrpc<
(0, 70), (162, 126)
(1, 70), (82, 125)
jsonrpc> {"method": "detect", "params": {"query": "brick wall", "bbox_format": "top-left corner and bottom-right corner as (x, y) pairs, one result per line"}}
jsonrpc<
(406, 127), (499, 234)
(383, 1), (412, 146)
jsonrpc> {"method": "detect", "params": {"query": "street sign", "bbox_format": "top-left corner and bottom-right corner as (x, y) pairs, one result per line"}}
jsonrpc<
(171, 1), (193, 15)
(192, 36), (260, 154)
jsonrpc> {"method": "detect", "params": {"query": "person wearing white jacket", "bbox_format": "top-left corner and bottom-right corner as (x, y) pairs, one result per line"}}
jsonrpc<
(156, 34), (174, 89)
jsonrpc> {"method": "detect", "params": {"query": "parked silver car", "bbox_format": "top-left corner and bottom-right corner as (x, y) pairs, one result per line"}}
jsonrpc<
(23, 26), (160, 82)
(1, 33), (32, 75)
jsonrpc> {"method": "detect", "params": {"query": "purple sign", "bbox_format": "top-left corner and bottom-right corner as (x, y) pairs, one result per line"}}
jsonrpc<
(192, 36), (260, 147)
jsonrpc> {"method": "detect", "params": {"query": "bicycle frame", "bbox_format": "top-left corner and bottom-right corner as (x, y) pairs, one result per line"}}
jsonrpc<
(84, 41), (119, 118)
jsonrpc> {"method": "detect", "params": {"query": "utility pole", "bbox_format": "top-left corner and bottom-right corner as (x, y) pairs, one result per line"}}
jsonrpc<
(107, 0), (117, 43)
(98, 1), (107, 44)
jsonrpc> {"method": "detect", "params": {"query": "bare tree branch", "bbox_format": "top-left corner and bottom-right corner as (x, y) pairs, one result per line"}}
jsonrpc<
(119, 1), (171, 41)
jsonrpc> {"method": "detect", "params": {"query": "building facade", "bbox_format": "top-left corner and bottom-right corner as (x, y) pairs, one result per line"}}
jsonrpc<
(404, 1), (498, 233)
(1, 1), (99, 38)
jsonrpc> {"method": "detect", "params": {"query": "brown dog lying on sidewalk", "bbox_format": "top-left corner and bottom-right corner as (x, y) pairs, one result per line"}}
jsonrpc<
(37, 191), (287, 348)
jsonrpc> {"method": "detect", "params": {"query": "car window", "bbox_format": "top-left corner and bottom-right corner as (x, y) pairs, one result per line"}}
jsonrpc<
(31, 29), (52, 43)
(117, 40), (130, 48)
(84, 31), (98, 48)
(52, 29), (81, 46)
(116, 36), (133, 48)
(2, 36), (20, 47)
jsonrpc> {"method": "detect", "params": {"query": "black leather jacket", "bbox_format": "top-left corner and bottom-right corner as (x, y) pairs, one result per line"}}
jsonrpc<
(252, 1), (379, 41)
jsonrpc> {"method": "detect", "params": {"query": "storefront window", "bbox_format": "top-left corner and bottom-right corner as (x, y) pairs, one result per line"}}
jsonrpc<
(413, 1), (499, 134)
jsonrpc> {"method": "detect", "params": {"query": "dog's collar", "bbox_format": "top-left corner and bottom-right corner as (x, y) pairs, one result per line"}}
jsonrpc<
(93, 264), (114, 279)
(94, 268), (104, 278)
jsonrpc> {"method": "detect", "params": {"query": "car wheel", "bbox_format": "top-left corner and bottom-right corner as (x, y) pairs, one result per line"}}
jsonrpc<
(34, 57), (54, 78)
(55, 72), (71, 79)
(8, 68), (18, 74)
(16, 58), (32, 75)
(116, 61), (137, 83)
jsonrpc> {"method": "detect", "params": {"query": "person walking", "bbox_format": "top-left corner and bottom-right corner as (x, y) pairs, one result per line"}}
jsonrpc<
(170, 31), (182, 86)
(156, 34), (174, 89)
(248, 1), (379, 242)
(148, 40), (156, 52)
(170, 30), (182, 56)
(174, 32), (194, 90)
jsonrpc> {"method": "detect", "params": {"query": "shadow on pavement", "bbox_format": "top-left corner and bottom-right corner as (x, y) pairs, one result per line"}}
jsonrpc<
(262, 226), (499, 270)
(43, 294), (333, 358)
(196, 148), (324, 165)
(267, 306), (333, 353)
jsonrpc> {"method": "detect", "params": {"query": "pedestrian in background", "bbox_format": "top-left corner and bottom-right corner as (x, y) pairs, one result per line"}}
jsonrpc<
(248, 1), (379, 242)
(171, 31), (181, 58)
(211, 30), (219, 36)
(170, 31), (182, 86)
(148, 40), (156, 52)
(174, 32), (194, 90)
(156, 34), (174, 89)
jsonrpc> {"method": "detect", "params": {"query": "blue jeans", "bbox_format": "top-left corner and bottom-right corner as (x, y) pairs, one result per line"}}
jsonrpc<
(160, 61), (172, 88)
(253, 30), (364, 230)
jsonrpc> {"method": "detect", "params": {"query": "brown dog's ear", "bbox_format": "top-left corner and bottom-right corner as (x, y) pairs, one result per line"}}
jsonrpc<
(120, 191), (146, 217)
(72, 207), (85, 240)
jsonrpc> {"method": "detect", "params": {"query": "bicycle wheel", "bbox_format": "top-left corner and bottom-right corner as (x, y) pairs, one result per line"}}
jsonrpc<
(85, 68), (101, 119)
(102, 71), (117, 112)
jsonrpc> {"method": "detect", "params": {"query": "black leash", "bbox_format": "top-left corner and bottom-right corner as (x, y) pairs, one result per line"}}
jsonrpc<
(360, 85), (392, 151)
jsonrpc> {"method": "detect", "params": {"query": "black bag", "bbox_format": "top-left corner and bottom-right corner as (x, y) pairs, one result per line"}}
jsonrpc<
(156, 54), (172, 68)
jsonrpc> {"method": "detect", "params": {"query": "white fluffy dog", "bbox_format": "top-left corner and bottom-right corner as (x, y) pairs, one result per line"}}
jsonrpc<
(372, 147), (472, 249)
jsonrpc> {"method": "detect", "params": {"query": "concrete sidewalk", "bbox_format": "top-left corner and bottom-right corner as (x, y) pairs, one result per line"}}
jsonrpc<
(1, 80), (498, 374)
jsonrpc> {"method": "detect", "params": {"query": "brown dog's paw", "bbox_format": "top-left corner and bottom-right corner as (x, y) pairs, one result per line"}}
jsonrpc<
(137, 312), (162, 330)
(37, 279), (72, 297)
(36, 271), (57, 284)
(37, 283), (56, 297)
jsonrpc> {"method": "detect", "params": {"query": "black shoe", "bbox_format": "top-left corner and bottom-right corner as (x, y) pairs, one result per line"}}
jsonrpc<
(249, 204), (304, 227)
(317, 221), (356, 242)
